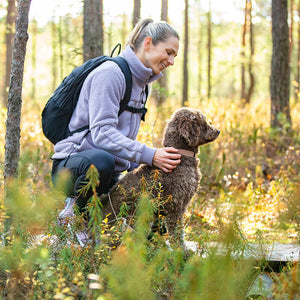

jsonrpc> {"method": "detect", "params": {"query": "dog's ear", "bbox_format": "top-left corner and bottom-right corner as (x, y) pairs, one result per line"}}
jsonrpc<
(178, 114), (200, 146)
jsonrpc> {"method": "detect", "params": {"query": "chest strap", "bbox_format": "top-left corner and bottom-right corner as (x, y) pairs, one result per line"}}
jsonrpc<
(125, 105), (148, 121)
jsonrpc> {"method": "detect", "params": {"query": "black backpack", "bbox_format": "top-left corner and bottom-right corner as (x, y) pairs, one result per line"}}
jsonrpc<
(41, 44), (148, 145)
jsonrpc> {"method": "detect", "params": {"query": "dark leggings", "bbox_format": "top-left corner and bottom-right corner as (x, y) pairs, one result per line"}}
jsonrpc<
(52, 149), (117, 211)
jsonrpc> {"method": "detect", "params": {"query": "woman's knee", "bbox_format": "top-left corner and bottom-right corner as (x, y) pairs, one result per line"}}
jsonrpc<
(52, 150), (115, 194)
(87, 150), (115, 175)
(76, 151), (115, 197)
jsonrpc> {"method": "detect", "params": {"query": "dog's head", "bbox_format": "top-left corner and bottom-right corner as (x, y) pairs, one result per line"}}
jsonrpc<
(163, 107), (220, 150)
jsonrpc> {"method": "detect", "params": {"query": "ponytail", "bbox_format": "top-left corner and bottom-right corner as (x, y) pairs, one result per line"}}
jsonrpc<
(126, 18), (179, 51)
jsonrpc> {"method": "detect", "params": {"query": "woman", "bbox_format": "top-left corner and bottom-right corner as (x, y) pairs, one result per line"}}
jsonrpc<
(52, 18), (181, 239)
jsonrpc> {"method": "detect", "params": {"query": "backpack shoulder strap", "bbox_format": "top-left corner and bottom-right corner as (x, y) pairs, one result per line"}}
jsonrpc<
(70, 56), (131, 137)
(103, 54), (149, 121)
(107, 56), (132, 116)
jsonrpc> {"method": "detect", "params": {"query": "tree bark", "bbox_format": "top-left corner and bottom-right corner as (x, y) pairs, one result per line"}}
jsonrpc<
(3, 0), (17, 107)
(30, 19), (37, 100)
(83, 0), (103, 62)
(270, 0), (291, 128)
(245, 0), (255, 104)
(289, 0), (294, 64)
(133, 0), (141, 28)
(182, 0), (189, 106)
(197, 0), (202, 100)
(241, 0), (247, 102)
(161, 0), (168, 21)
(4, 0), (32, 179)
(290, 0), (298, 101)
(156, 0), (168, 106)
(296, 0), (300, 102)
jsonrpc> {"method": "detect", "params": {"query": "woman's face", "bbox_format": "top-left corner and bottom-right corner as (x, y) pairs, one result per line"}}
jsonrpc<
(139, 36), (179, 75)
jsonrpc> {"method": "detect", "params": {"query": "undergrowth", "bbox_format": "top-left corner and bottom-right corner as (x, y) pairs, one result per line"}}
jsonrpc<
(0, 97), (300, 298)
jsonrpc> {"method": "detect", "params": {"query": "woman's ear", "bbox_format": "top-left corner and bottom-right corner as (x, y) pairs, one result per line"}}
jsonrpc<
(144, 36), (152, 50)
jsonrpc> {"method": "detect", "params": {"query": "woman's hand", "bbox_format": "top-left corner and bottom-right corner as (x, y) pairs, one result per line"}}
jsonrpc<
(152, 147), (181, 173)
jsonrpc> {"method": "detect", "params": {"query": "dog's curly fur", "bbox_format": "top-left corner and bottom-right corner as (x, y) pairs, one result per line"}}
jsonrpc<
(99, 107), (220, 242)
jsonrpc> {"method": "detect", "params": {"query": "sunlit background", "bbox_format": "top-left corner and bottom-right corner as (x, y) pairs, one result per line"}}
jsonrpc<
(28, 0), (245, 26)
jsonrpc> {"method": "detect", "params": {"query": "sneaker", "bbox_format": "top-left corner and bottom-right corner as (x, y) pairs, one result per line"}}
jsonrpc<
(58, 197), (90, 247)
(58, 197), (76, 226)
(68, 223), (90, 247)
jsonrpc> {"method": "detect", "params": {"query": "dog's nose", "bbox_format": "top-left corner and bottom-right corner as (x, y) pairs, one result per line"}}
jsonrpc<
(217, 129), (220, 135)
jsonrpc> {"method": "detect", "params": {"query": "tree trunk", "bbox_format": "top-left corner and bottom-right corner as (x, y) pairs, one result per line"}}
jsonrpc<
(51, 19), (58, 91)
(83, 0), (103, 62)
(241, 0), (247, 102)
(161, 0), (168, 21)
(245, 0), (255, 104)
(4, 0), (32, 179)
(296, 0), (300, 102)
(30, 18), (37, 100)
(270, 0), (291, 128)
(207, 1), (212, 100)
(58, 16), (64, 79)
(182, 0), (189, 106)
(156, 0), (168, 106)
(133, 0), (141, 28)
(107, 22), (113, 54)
(197, 0), (202, 101)
(3, 0), (17, 107)
(289, 0), (294, 64)
(290, 0), (298, 101)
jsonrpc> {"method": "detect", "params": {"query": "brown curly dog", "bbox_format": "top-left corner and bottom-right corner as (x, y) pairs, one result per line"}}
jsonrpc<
(99, 107), (220, 245)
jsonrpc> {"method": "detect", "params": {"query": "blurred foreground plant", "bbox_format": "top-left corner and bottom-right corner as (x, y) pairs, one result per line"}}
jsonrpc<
(0, 164), (262, 299)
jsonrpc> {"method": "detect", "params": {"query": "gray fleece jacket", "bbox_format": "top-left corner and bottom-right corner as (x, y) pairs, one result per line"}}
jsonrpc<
(52, 46), (162, 173)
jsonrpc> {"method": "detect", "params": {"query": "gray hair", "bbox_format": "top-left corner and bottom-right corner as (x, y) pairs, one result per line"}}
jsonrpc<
(126, 18), (179, 51)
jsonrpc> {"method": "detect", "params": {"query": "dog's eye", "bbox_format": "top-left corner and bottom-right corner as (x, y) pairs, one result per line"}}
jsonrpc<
(200, 123), (207, 131)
